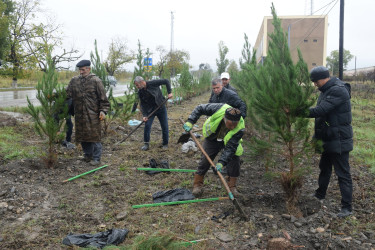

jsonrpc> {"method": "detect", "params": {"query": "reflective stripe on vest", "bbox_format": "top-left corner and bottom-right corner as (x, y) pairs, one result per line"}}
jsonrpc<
(203, 104), (244, 156)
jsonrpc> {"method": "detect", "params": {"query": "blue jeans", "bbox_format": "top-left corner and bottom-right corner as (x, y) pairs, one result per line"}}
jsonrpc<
(315, 151), (353, 210)
(81, 142), (102, 161)
(144, 105), (169, 145)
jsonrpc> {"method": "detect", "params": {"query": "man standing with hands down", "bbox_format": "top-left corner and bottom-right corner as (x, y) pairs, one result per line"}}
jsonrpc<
(66, 60), (110, 166)
(183, 103), (245, 197)
(308, 66), (353, 218)
(133, 76), (173, 151)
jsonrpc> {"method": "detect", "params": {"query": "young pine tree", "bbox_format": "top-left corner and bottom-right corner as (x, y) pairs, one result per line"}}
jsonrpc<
(90, 40), (135, 134)
(27, 51), (67, 168)
(248, 4), (315, 216)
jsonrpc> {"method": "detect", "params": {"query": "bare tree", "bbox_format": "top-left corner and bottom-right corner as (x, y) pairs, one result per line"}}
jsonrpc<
(24, 15), (82, 72)
(155, 45), (168, 78)
(104, 37), (134, 76)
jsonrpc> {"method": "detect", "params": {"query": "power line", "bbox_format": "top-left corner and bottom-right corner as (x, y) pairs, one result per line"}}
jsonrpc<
(291, 0), (339, 52)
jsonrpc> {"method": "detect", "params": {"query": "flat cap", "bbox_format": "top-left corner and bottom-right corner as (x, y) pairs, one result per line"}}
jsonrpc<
(76, 60), (91, 68)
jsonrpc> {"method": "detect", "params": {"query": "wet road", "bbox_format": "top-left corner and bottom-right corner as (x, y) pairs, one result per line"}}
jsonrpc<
(0, 84), (130, 108)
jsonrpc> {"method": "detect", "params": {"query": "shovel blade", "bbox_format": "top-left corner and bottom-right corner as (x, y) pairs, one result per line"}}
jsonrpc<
(177, 132), (191, 144)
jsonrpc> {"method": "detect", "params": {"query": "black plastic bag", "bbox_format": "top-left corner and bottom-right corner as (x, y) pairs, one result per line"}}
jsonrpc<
(62, 228), (129, 248)
(145, 158), (170, 175)
(153, 188), (195, 203)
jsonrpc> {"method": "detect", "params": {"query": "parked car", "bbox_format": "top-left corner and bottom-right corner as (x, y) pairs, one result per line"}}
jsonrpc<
(106, 76), (117, 87)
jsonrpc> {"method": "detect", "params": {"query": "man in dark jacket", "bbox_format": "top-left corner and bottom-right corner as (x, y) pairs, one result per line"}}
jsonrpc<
(183, 103), (245, 197)
(208, 78), (247, 118)
(66, 60), (110, 166)
(308, 66), (353, 218)
(134, 76), (173, 151)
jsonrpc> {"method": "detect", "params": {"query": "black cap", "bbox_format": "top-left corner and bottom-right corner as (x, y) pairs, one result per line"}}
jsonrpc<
(76, 60), (91, 68)
(310, 66), (330, 82)
(225, 108), (241, 121)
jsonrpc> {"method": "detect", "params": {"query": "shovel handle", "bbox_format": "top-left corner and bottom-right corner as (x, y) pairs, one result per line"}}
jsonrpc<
(114, 98), (169, 147)
(179, 118), (234, 200)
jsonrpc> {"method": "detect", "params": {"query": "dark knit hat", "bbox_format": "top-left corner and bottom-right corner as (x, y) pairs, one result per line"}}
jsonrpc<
(225, 108), (241, 121)
(76, 60), (91, 68)
(310, 66), (330, 82)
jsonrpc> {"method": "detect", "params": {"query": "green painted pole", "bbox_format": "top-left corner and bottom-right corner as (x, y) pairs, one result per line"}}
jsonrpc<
(137, 168), (196, 173)
(132, 197), (229, 209)
(63, 165), (108, 183)
(176, 238), (212, 246)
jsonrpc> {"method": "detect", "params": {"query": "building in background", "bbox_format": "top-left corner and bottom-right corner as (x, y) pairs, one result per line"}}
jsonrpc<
(254, 15), (328, 71)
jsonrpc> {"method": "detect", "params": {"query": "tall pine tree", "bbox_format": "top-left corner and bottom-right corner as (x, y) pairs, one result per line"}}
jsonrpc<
(248, 4), (315, 216)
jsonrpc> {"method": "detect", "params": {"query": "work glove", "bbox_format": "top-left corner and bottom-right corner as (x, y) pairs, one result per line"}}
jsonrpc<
(99, 111), (106, 120)
(215, 163), (223, 173)
(183, 122), (193, 132)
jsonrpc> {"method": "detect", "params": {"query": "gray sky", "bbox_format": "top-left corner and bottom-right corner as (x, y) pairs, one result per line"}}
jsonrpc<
(42, 0), (374, 72)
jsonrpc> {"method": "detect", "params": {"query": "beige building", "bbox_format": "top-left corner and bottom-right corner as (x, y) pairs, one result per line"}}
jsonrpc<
(254, 15), (328, 71)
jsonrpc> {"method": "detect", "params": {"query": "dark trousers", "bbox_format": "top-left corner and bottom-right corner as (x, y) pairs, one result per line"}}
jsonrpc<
(196, 138), (240, 177)
(65, 116), (73, 142)
(144, 105), (169, 145)
(315, 151), (353, 210)
(81, 142), (102, 161)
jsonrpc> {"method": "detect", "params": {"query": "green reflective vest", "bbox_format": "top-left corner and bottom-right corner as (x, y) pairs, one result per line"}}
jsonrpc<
(202, 104), (244, 156)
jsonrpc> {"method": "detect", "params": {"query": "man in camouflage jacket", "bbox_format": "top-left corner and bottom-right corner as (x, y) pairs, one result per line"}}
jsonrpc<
(66, 60), (110, 166)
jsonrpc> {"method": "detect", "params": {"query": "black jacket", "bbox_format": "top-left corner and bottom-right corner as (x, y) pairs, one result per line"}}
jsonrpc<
(225, 84), (237, 93)
(208, 87), (247, 118)
(187, 103), (244, 165)
(309, 77), (353, 153)
(138, 79), (171, 117)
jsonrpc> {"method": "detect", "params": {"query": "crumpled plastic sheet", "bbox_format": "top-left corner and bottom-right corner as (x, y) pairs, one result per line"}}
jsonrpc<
(181, 140), (198, 153)
(62, 228), (129, 248)
(145, 158), (170, 175)
(128, 119), (142, 126)
(153, 188), (195, 203)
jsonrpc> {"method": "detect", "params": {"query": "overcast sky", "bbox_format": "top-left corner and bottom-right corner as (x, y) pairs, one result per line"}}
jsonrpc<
(42, 0), (374, 72)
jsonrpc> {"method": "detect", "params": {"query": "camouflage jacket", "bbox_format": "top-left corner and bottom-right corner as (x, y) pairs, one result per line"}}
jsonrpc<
(66, 73), (110, 142)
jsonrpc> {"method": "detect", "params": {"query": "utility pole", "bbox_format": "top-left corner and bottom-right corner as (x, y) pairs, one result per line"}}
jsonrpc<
(170, 11), (174, 53)
(170, 11), (175, 76)
(339, 0), (344, 80)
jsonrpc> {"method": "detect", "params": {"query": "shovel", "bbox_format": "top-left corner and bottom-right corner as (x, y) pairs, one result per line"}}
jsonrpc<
(112, 98), (169, 150)
(177, 129), (202, 144)
(179, 118), (248, 221)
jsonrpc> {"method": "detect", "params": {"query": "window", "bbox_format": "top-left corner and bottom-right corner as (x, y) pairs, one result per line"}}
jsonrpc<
(312, 63), (317, 66)
(304, 39), (308, 43)
(313, 39), (318, 42)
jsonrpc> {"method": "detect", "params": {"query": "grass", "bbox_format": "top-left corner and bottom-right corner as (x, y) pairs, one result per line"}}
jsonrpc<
(0, 126), (38, 161)
(351, 95), (375, 173)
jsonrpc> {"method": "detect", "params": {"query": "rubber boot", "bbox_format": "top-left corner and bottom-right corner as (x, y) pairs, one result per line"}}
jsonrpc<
(227, 177), (243, 198)
(192, 174), (204, 197)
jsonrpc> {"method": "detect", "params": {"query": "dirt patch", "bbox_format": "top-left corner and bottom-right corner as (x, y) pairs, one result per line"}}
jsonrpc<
(0, 91), (375, 249)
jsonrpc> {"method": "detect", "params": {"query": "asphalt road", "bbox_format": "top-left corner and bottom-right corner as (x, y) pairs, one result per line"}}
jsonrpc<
(0, 85), (130, 108)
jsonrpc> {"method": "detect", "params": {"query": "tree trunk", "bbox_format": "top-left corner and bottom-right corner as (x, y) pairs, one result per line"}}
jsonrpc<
(12, 78), (18, 89)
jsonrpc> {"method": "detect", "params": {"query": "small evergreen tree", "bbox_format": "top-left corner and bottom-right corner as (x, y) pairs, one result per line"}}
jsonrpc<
(90, 40), (136, 134)
(248, 4), (316, 216)
(27, 50), (66, 168)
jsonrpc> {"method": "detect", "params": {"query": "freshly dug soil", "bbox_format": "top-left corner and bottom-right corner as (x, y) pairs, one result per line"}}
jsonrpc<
(0, 91), (374, 249)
